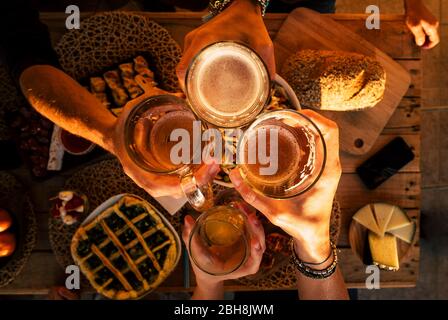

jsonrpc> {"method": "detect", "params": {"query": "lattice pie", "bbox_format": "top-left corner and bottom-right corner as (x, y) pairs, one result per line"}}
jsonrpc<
(71, 195), (179, 299)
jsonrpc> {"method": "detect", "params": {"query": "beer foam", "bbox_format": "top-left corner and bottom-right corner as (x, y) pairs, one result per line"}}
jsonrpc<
(195, 47), (262, 117)
(242, 124), (303, 185)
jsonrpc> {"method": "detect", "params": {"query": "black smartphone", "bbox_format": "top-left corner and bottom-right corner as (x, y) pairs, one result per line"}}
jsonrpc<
(356, 137), (415, 190)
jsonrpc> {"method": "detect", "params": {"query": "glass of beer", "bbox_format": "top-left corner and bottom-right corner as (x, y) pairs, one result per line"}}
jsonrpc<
(185, 41), (271, 128)
(236, 110), (326, 198)
(123, 94), (213, 210)
(188, 191), (251, 275)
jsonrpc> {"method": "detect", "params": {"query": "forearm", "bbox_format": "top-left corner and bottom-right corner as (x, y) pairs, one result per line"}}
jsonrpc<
(19, 65), (116, 153)
(296, 268), (348, 300)
(192, 281), (224, 300)
(293, 235), (349, 300)
(404, 0), (421, 11)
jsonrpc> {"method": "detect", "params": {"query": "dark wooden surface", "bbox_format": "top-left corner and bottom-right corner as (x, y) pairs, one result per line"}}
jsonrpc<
(0, 12), (421, 294)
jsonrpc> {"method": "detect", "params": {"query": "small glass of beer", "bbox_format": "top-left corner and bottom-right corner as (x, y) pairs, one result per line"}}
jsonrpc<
(185, 41), (271, 128)
(236, 109), (326, 198)
(188, 190), (251, 275)
(122, 94), (213, 210)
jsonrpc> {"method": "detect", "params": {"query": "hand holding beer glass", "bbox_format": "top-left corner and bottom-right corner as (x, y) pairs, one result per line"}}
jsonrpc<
(182, 190), (266, 283)
(114, 85), (219, 211)
(230, 109), (341, 263)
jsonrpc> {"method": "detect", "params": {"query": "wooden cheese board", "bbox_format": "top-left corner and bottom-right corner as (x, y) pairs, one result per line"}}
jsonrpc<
(274, 8), (411, 155)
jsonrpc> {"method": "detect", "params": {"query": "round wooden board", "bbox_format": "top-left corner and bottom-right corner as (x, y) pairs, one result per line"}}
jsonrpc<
(349, 218), (416, 269)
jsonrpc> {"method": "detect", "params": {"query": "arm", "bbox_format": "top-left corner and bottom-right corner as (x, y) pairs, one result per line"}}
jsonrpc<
(404, 0), (440, 49)
(230, 109), (349, 300)
(20, 65), (219, 202)
(293, 236), (348, 300)
(20, 65), (116, 153)
(176, 0), (275, 89)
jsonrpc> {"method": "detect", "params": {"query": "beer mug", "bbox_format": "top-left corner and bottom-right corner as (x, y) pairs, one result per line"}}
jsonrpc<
(120, 94), (214, 211)
(185, 41), (271, 128)
(188, 189), (251, 275)
(236, 109), (326, 198)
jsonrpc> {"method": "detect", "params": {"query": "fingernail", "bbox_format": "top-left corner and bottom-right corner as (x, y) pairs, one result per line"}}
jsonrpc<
(230, 172), (241, 187)
(250, 214), (260, 227)
(254, 242), (261, 251)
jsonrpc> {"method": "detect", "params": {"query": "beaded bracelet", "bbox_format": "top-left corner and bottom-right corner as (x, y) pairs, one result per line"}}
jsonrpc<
(290, 239), (339, 279)
(206, 0), (270, 21)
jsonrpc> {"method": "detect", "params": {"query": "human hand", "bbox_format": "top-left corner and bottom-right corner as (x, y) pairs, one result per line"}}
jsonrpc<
(182, 211), (265, 298)
(112, 84), (219, 200)
(405, 0), (440, 49)
(48, 286), (80, 300)
(176, 0), (275, 90)
(229, 109), (341, 263)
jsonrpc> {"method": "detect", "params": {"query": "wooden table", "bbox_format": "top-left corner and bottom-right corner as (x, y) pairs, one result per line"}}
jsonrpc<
(0, 12), (421, 295)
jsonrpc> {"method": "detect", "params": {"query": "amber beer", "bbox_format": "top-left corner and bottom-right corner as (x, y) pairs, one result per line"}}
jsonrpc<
(124, 95), (213, 211)
(237, 110), (326, 198)
(189, 205), (250, 275)
(132, 106), (197, 172)
(185, 41), (270, 128)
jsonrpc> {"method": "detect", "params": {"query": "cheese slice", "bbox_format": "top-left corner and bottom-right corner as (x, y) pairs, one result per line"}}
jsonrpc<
(386, 206), (412, 232)
(372, 203), (395, 236)
(368, 232), (400, 271)
(353, 204), (381, 235)
(389, 222), (416, 244)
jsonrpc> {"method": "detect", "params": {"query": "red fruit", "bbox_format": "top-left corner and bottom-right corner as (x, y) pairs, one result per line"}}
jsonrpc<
(65, 196), (84, 211)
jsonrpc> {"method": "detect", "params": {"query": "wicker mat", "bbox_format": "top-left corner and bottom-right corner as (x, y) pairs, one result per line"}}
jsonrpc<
(54, 11), (181, 92)
(0, 172), (37, 288)
(48, 158), (181, 270)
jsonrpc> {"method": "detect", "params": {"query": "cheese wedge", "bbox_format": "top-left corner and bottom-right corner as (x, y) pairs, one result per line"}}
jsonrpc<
(353, 204), (381, 235)
(389, 222), (416, 244)
(372, 203), (395, 236)
(386, 206), (412, 231)
(368, 232), (400, 271)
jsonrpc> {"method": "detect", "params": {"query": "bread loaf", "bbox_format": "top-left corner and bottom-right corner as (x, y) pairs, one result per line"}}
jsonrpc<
(281, 50), (386, 111)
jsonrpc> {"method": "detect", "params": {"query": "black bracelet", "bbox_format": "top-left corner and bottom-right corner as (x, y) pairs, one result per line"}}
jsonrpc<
(205, 0), (270, 22)
(290, 239), (338, 280)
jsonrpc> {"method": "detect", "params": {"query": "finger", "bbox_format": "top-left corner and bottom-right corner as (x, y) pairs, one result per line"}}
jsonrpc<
(194, 158), (220, 186)
(256, 41), (276, 80)
(228, 169), (268, 213)
(58, 287), (79, 300)
(47, 287), (62, 300)
(176, 54), (191, 92)
(247, 213), (266, 252)
(182, 215), (196, 247)
(233, 201), (257, 216)
(421, 21), (440, 49)
(407, 22), (427, 46)
(240, 236), (265, 276)
(299, 109), (337, 135)
(172, 92), (186, 99)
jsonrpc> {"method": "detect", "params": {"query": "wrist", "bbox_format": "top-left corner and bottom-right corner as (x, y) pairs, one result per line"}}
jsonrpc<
(405, 0), (420, 12)
(292, 232), (331, 264)
(196, 278), (224, 291)
(231, 0), (262, 15)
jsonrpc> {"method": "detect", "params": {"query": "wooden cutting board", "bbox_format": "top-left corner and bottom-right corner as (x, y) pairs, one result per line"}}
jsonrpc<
(274, 8), (411, 155)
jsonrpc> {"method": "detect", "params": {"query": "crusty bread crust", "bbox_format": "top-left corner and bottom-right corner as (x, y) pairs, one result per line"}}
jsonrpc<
(281, 50), (386, 111)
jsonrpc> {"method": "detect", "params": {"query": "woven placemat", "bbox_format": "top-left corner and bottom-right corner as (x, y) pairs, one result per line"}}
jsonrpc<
(0, 66), (27, 140)
(48, 158), (181, 269)
(54, 11), (181, 92)
(0, 172), (37, 288)
(235, 199), (341, 289)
